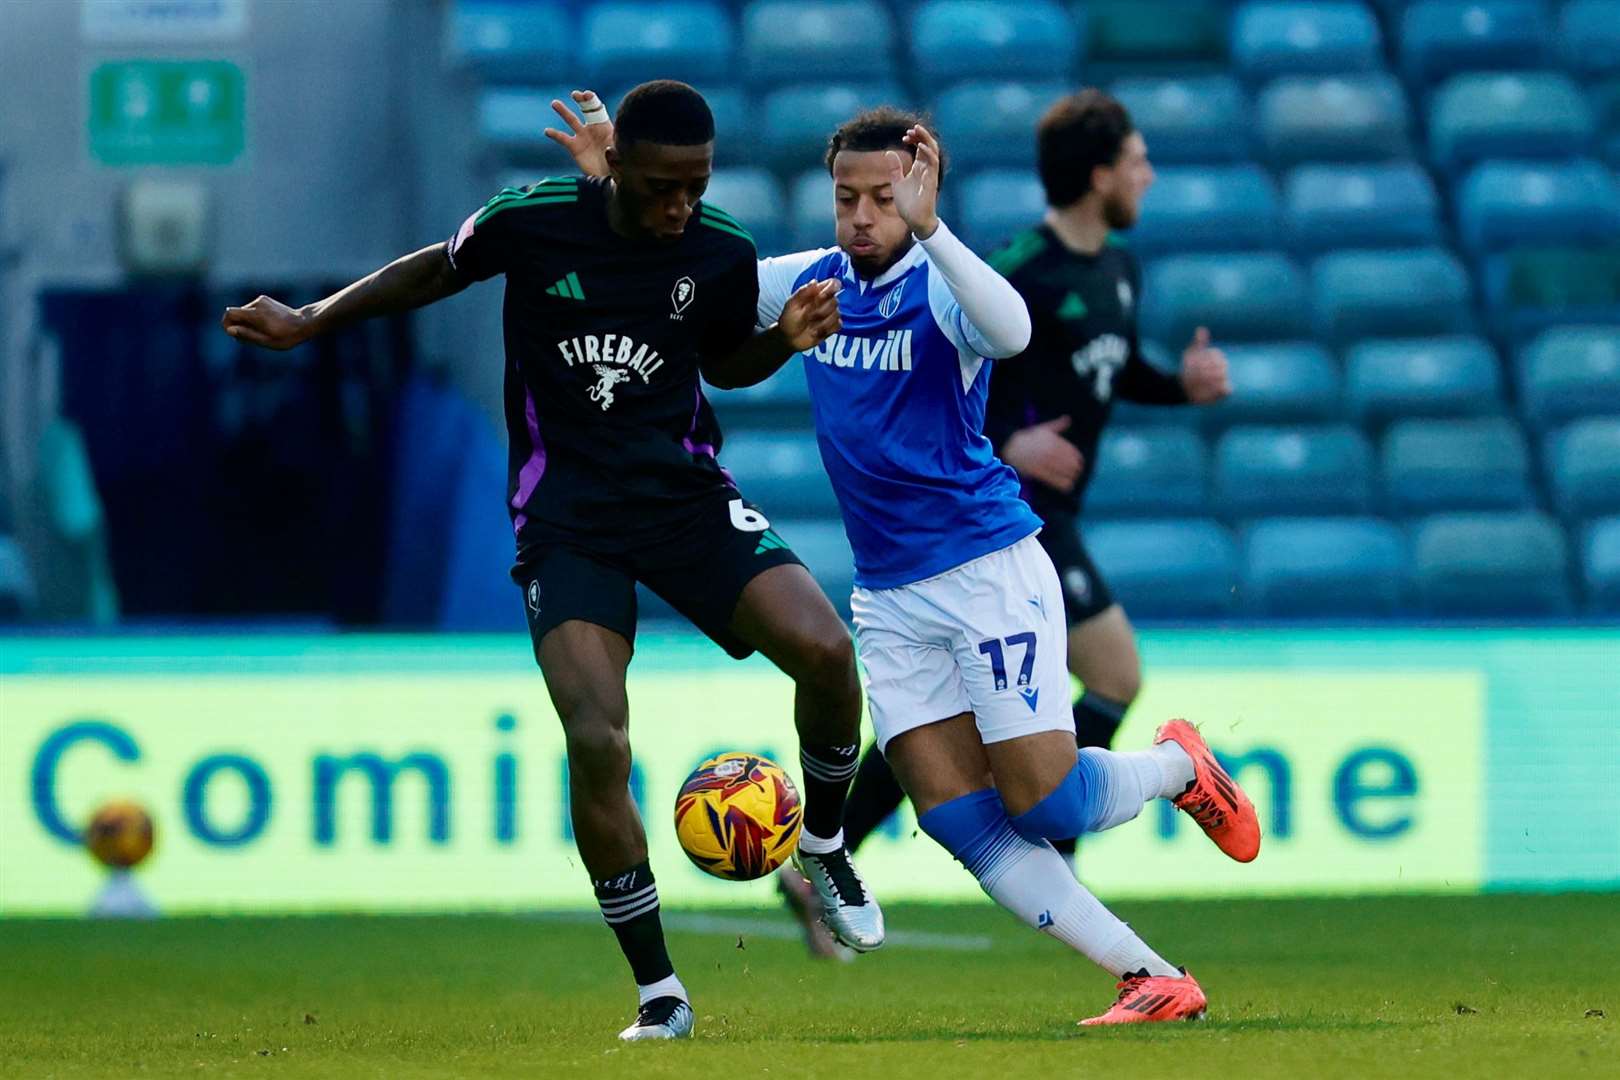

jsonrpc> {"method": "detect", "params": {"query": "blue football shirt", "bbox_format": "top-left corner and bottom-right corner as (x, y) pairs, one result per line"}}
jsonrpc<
(755, 226), (1041, 589)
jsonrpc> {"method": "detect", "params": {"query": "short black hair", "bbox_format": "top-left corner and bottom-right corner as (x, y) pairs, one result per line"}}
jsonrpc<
(614, 80), (715, 148)
(824, 106), (947, 183)
(1037, 90), (1134, 208)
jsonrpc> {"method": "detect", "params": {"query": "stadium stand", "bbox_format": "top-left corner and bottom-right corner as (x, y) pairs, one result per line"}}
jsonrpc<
(1242, 516), (1408, 616)
(1456, 159), (1620, 256)
(1545, 417), (1620, 520)
(761, 82), (907, 169)
(1213, 424), (1376, 517)
(581, 2), (735, 88)
(772, 519), (857, 619)
(932, 81), (1070, 171)
(443, 0), (572, 82)
(703, 169), (790, 255)
(1282, 162), (1442, 251)
(1200, 342), (1342, 428)
(1231, 1), (1384, 81)
(1486, 249), (1620, 343)
(1413, 511), (1573, 615)
(1518, 326), (1620, 431)
(909, 1), (1078, 86)
(1381, 417), (1534, 514)
(1311, 247), (1473, 343)
(1080, 0), (1229, 76)
(1399, 0), (1552, 89)
(1109, 76), (1252, 163)
(710, 430), (840, 516)
(1559, 1), (1620, 80)
(1345, 336), (1502, 423)
(1131, 165), (1281, 254)
(958, 169), (1049, 253)
(1085, 519), (1239, 617)
(1084, 427), (1210, 517)
(1583, 516), (1620, 612)
(1142, 252), (1312, 344)
(1255, 73), (1413, 165)
(1428, 72), (1595, 175)
(741, 0), (897, 86)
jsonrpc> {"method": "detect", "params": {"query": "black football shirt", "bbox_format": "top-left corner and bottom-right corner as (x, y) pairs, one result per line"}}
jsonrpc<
(446, 176), (759, 551)
(984, 224), (1188, 518)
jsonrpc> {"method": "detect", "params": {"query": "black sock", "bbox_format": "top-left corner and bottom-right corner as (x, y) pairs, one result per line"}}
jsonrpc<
(798, 741), (861, 839)
(841, 743), (907, 853)
(593, 861), (674, 987)
(1074, 690), (1129, 750)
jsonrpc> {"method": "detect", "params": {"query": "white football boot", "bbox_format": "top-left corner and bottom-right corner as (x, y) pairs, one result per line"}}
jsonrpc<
(617, 996), (695, 1041)
(792, 846), (885, 952)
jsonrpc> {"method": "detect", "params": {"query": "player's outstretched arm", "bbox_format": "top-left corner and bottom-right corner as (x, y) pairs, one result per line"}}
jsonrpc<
(221, 243), (464, 350)
(891, 126), (1031, 358)
(703, 278), (842, 390)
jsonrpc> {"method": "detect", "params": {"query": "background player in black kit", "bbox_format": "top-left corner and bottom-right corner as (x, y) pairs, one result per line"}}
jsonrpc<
(221, 81), (881, 1041)
(839, 90), (1231, 862)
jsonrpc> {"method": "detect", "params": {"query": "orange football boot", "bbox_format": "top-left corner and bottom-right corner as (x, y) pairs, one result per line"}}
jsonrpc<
(1155, 718), (1262, 862)
(1080, 968), (1208, 1026)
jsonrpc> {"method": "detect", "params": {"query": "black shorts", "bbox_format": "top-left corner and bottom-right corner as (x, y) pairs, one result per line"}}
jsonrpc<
(511, 491), (804, 661)
(1037, 512), (1116, 627)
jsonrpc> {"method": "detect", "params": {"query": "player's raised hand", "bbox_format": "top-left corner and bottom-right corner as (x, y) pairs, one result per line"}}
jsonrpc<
(1181, 326), (1232, 404)
(1001, 415), (1084, 493)
(221, 295), (313, 351)
(544, 90), (613, 178)
(778, 278), (843, 352)
(887, 125), (941, 240)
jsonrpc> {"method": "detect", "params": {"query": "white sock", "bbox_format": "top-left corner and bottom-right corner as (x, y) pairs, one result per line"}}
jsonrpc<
(973, 825), (1179, 979)
(636, 972), (688, 1006)
(797, 827), (844, 855)
(1077, 743), (1197, 833)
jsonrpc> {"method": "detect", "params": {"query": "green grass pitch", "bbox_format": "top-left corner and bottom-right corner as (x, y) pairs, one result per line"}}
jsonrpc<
(2, 894), (1614, 1078)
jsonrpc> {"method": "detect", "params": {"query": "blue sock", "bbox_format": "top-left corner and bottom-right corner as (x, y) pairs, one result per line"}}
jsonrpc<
(916, 789), (1029, 888)
(1008, 755), (1109, 842)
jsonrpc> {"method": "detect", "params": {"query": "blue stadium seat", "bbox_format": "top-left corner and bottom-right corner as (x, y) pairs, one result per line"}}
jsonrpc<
(1561, 1), (1620, 80)
(439, 411), (524, 632)
(1086, 519), (1239, 618)
(760, 83), (907, 170)
(1242, 517), (1408, 615)
(1399, 1), (1551, 88)
(1256, 74), (1412, 166)
(1110, 77), (1251, 163)
(582, 2), (734, 87)
(1084, 428), (1210, 517)
(716, 430), (838, 516)
(1381, 417), (1533, 513)
(1081, 0), (1230, 70)
(1311, 248), (1472, 343)
(1345, 336), (1503, 423)
(1519, 326), (1620, 430)
(788, 170), (834, 252)
(1231, 2), (1383, 81)
(477, 88), (577, 158)
(0, 535), (37, 620)
(1593, 79), (1620, 170)
(1484, 249), (1620, 343)
(932, 81), (1069, 171)
(1200, 342), (1342, 428)
(707, 360), (815, 429)
(1547, 418), (1620, 520)
(959, 169), (1049, 253)
(910, 1), (1078, 86)
(1141, 253), (1311, 344)
(742, 0), (896, 86)
(445, 1), (571, 82)
(1282, 162), (1441, 252)
(1429, 73), (1595, 175)
(1413, 511), (1573, 615)
(1582, 516), (1620, 612)
(702, 169), (788, 254)
(603, 85), (753, 165)
(772, 519), (855, 619)
(1131, 165), (1281, 254)
(1214, 425), (1375, 516)
(1457, 160), (1620, 257)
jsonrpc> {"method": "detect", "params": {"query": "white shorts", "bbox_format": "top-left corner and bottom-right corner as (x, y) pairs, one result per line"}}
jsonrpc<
(852, 534), (1074, 752)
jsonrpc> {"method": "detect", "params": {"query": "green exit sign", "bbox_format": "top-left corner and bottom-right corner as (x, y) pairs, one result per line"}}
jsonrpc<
(89, 60), (244, 166)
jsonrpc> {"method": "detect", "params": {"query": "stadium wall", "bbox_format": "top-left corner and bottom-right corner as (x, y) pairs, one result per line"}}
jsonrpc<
(2, 628), (1615, 916)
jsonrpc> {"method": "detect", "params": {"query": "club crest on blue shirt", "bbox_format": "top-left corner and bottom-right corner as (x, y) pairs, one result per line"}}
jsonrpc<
(879, 279), (906, 319)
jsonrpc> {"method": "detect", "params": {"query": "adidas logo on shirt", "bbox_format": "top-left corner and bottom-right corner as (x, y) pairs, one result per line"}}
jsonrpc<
(546, 272), (584, 300)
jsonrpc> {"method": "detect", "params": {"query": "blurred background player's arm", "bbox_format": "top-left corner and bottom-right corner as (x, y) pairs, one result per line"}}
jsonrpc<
(983, 312), (1085, 493)
(220, 243), (465, 350)
(1116, 261), (1231, 406)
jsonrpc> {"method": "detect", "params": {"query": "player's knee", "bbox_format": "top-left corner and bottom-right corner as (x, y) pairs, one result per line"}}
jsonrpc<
(795, 629), (858, 697)
(1094, 668), (1140, 706)
(1007, 761), (1095, 843)
(561, 705), (631, 784)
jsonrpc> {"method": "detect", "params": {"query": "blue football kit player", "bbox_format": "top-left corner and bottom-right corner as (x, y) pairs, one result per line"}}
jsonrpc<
(554, 95), (1261, 1027)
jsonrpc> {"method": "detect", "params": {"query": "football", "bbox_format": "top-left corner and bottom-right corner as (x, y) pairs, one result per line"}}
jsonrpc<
(84, 800), (155, 870)
(673, 753), (803, 881)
